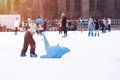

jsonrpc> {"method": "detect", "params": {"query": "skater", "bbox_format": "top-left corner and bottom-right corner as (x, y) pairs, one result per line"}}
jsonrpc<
(78, 17), (84, 33)
(88, 17), (94, 37)
(20, 19), (44, 57)
(61, 13), (67, 37)
(107, 18), (111, 32)
(102, 18), (107, 33)
(14, 17), (20, 35)
(94, 19), (100, 36)
(58, 22), (62, 34)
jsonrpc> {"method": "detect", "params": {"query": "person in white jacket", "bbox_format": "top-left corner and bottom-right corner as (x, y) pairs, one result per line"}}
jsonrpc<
(20, 19), (44, 57)
(107, 18), (111, 32)
(14, 17), (20, 35)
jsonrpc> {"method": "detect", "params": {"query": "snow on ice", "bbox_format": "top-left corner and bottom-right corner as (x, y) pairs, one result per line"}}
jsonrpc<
(0, 31), (120, 80)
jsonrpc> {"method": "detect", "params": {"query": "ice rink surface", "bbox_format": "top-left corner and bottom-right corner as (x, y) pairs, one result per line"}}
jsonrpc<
(0, 31), (120, 80)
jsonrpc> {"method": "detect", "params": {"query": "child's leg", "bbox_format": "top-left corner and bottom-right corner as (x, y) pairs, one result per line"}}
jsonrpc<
(29, 38), (37, 57)
(29, 37), (36, 54)
(21, 31), (30, 56)
(21, 39), (29, 54)
(24, 31), (36, 54)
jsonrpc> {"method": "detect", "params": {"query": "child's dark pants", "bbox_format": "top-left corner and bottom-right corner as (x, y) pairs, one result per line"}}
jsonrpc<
(21, 31), (36, 54)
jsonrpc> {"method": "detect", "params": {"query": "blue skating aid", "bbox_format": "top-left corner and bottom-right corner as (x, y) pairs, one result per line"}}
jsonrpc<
(40, 33), (70, 58)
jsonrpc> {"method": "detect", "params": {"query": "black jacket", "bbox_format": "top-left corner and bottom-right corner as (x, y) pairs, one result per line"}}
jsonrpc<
(62, 17), (66, 31)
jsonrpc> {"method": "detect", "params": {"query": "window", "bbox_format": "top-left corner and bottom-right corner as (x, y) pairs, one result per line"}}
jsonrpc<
(0, 0), (4, 9)
(96, 0), (104, 11)
(89, 0), (95, 11)
(66, 0), (70, 11)
(6, 0), (11, 10)
(74, 0), (80, 11)
(14, 0), (19, 11)
(114, 0), (117, 11)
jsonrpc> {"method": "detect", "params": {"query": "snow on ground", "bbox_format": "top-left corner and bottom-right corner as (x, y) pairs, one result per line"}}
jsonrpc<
(0, 31), (120, 80)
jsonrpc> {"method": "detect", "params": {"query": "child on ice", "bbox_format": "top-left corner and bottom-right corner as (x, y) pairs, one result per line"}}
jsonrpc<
(20, 19), (44, 57)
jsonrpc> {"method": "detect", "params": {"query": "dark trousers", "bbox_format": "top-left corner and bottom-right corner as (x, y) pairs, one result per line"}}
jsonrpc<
(108, 24), (111, 32)
(15, 27), (18, 35)
(21, 31), (36, 54)
(63, 27), (67, 36)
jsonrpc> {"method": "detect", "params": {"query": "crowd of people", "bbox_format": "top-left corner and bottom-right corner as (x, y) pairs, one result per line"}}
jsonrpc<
(0, 13), (114, 58)
(87, 17), (111, 37)
(0, 13), (112, 37)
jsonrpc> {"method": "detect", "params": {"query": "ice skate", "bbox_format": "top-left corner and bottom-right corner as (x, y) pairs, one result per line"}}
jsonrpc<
(30, 53), (37, 57)
(20, 53), (26, 57)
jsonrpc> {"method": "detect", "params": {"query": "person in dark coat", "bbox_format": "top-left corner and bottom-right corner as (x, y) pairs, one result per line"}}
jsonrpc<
(94, 19), (100, 36)
(61, 13), (67, 37)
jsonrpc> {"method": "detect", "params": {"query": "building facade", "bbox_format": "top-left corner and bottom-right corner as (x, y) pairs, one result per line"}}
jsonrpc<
(0, 0), (120, 20)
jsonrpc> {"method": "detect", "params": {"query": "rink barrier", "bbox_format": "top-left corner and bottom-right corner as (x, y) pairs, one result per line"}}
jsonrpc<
(0, 19), (120, 32)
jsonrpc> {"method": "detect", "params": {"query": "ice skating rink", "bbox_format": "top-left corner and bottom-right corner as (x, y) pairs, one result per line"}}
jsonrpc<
(0, 31), (120, 80)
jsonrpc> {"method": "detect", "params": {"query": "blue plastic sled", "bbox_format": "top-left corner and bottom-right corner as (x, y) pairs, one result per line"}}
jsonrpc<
(40, 33), (70, 58)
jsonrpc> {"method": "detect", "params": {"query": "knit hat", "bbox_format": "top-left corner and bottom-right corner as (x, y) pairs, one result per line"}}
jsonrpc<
(36, 19), (44, 25)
